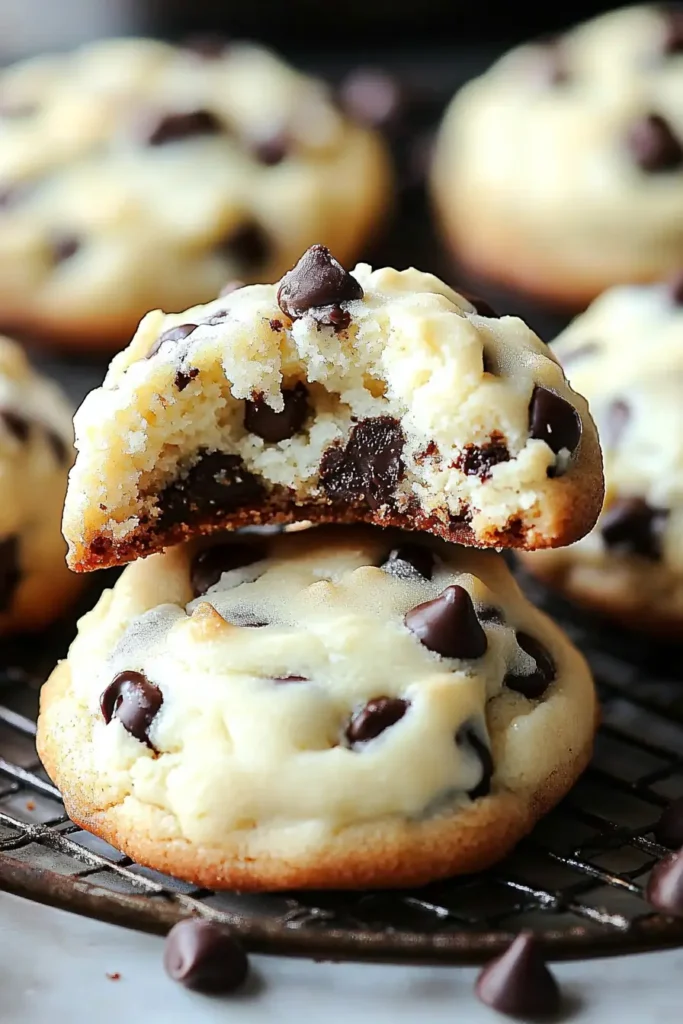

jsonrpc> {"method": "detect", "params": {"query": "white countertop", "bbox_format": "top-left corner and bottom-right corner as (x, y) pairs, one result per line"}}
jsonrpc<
(2, 890), (682, 1023)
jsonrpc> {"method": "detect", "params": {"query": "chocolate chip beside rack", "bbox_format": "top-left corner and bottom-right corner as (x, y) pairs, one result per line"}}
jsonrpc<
(505, 632), (556, 699)
(381, 543), (435, 580)
(346, 697), (409, 746)
(244, 383), (310, 443)
(475, 932), (561, 1017)
(319, 417), (405, 511)
(100, 670), (163, 748)
(626, 113), (683, 173)
(405, 585), (488, 659)
(277, 244), (363, 329)
(191, 541), (267, 597)
(529, 386), (581, 456)
(646, 848), (683, 914)
(164, 919), (249, 993)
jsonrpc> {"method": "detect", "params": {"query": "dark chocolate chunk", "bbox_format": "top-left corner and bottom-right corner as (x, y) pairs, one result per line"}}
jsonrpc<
(604, 398), (631, 449)
(45, 428), (68, 463)
(0, 535), (20, 613)
(455, 437), (510, 481)
(163, 919), (249, 993)
(627, 113), (683, 173)
(158, 450), (264, 527)
(505, 632), (556, 699)
(147, 323), (198, 359)
(277, 244), (363, 329)
(659, 5), (683, 55)
(0, 409), (30, 442)
(475, 932), (561, 1017)
(244, 382), (310, 443)
(191, 541), (267, 597)
(381, 543), (435, 580)
(529, 385), (581, 455)
(219, 279), (245, 298)
(219, 221), (270, 272)
(457, 725), (494, 800)
(319, 416), (404, 511)
(145, 109), (224, 146)
(249, 131), (289, 166)
(405, 585), (488, 660)
(601, 497), (668, 560)
(174, 368), (199, 392)
(269, 318), (283, 332)
(100, 670), (163, 748)
(51, 233), (80, 264)
(654, 796), (683, 849)
(338, 69), (404, 129)
(346, 697), (409, 746)
(646, 848), (683, 915)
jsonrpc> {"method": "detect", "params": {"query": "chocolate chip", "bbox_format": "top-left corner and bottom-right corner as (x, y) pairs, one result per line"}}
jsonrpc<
(158, 450), (264, 528)
(529, 385), (581, 455)
(505, 632), (556, 699)
(457, 725), (494, 799)
(646, 849), (683, 915)
(478, 606), (505, 624)
(601, 497), (668, 560)
(459, 290), (500, 318)
(273, 675), (308, 684)
(174, 368), (199, 392)
(381, 543), (435, 580)
(338, 69), (404, 129)
(100, 670), (163, 748)
(346, 697), (409, 746)
(0, 536), (20, 613)
(45, 429), (68, 464)
(405, 585), (488, 659)
(190, 541), (267, 597)
(244, 382), (310, 443)
(163, 919), (249, 993)
(147, 323), (198, 359)
(219, 279), (245, 298)
(604, 398), (631, 448)
(277, 244), (363, 329)
(455, 437), (510, 481)
(659, 5), (683, 55)
(269, 318), (283, 331)
(249, 131), (289, 166)
(627, 113), (683, 173)
(1, 410), (30, 442)
(319, 417), (405, 511)
(475, 932), (561, 1017)
(145, 109), (224, 146)
(654, 797), (683, 849)
(51, 233), (80, 264)
(219, 222), (270, 273)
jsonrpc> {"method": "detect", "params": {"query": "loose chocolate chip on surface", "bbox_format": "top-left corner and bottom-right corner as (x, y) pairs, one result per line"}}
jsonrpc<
(475, 932), (561, 1017)
(0, 535), (20, 613)
(250, 131), (289, 165)
(277, 244), (363, 328)
(405, 585), (488, 659)
(244, 382), (310, 443)
(529, 385), (581, 455)
(164, 919), (249, 993)
(457, 725), (494, 799)
(51, 233), (80, 264)
(100, 670), (163, 748)
(158, 450), (264, 527)
(191, 541), (267, 597)
(145, 109), (224, 146)
(654, 797), (683, 849)
(604, 398), (631, 449)
(174, 368), (199, 392)
(219, 221), (271, 272)
(147, 323), (198, 359)
(0, 409), (30, 442)
(455, 437), (510, 481)
(505, 632), (556, 699)
(319, 416), (404, 511)
(646, 848), (683, 914)
(346, 697), (409, 746)
(627, 113), (683, 172)
(381, 543), (435, 580)
(219, 279), (245, 298)
(338, 69), (404, 129)
(601, 497), (668, 560)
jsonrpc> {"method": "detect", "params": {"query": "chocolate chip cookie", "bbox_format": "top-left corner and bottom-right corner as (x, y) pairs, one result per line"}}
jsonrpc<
(522, 277), (683, 635)
(0, 38), (390, 349)
(432, 5), (683, 308)
(62, 246), (603, 571)
(38, 525), (597, 890)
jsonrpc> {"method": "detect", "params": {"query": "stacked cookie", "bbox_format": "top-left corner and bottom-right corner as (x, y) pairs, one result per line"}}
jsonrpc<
(39, 245), (604, 889)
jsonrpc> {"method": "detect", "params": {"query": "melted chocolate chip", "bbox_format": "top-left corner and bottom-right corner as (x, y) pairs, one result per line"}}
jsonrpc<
(475, 932), (561, 1017)
(100, 670), (163, 748)
(405, 585), (487, 659)
(659, 5), (683, 55)
(346, 697), (409, 746)
(455, 437), (510, 481)
(604, 398), (631, 449)
(244, 382), (310, 443)
(174, 368), (199, 392)
(147, 322), (198, 360)
(338, 69), (404, 129)
(145, 109), (224, 146)
(163, 919), (249, 993)
(381, 543), (435, 580)
(627, 113), (683, 173)
(646, 848), (683, 915)
(457, 725), (494, 799)
(158, 450), (264, 528)
(505, 632), (556, 699)
(51, 233), (80, 264)
(529, 385), (581, 456)
(319, 417), (405, 511)
(1, 410), (30, 442)
(190, 541), (267, 596)
(219, 222), (270, 272)
(654, 796), (683, 849)
(219, 279), (245, 298)
(0, 536), (20, 613)
(250, 131), (289, 165)
(277, 244), (363, 329)
(601, 497), (668, 560)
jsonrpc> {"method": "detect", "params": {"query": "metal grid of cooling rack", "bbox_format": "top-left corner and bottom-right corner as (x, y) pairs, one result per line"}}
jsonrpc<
(1, 576), (683, 966)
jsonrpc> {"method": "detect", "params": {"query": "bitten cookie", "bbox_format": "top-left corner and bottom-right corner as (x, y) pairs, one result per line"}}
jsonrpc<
(522, 277), (683, 636)
(62, 246), (603, 571)
(0, 38), (390, 349)
(38, 526), (597, 890)
(432, 5), (683, 308)
(0, 334), (81, 633)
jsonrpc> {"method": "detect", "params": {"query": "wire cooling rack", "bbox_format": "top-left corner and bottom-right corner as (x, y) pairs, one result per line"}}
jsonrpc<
(1, 570), (683, 966)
